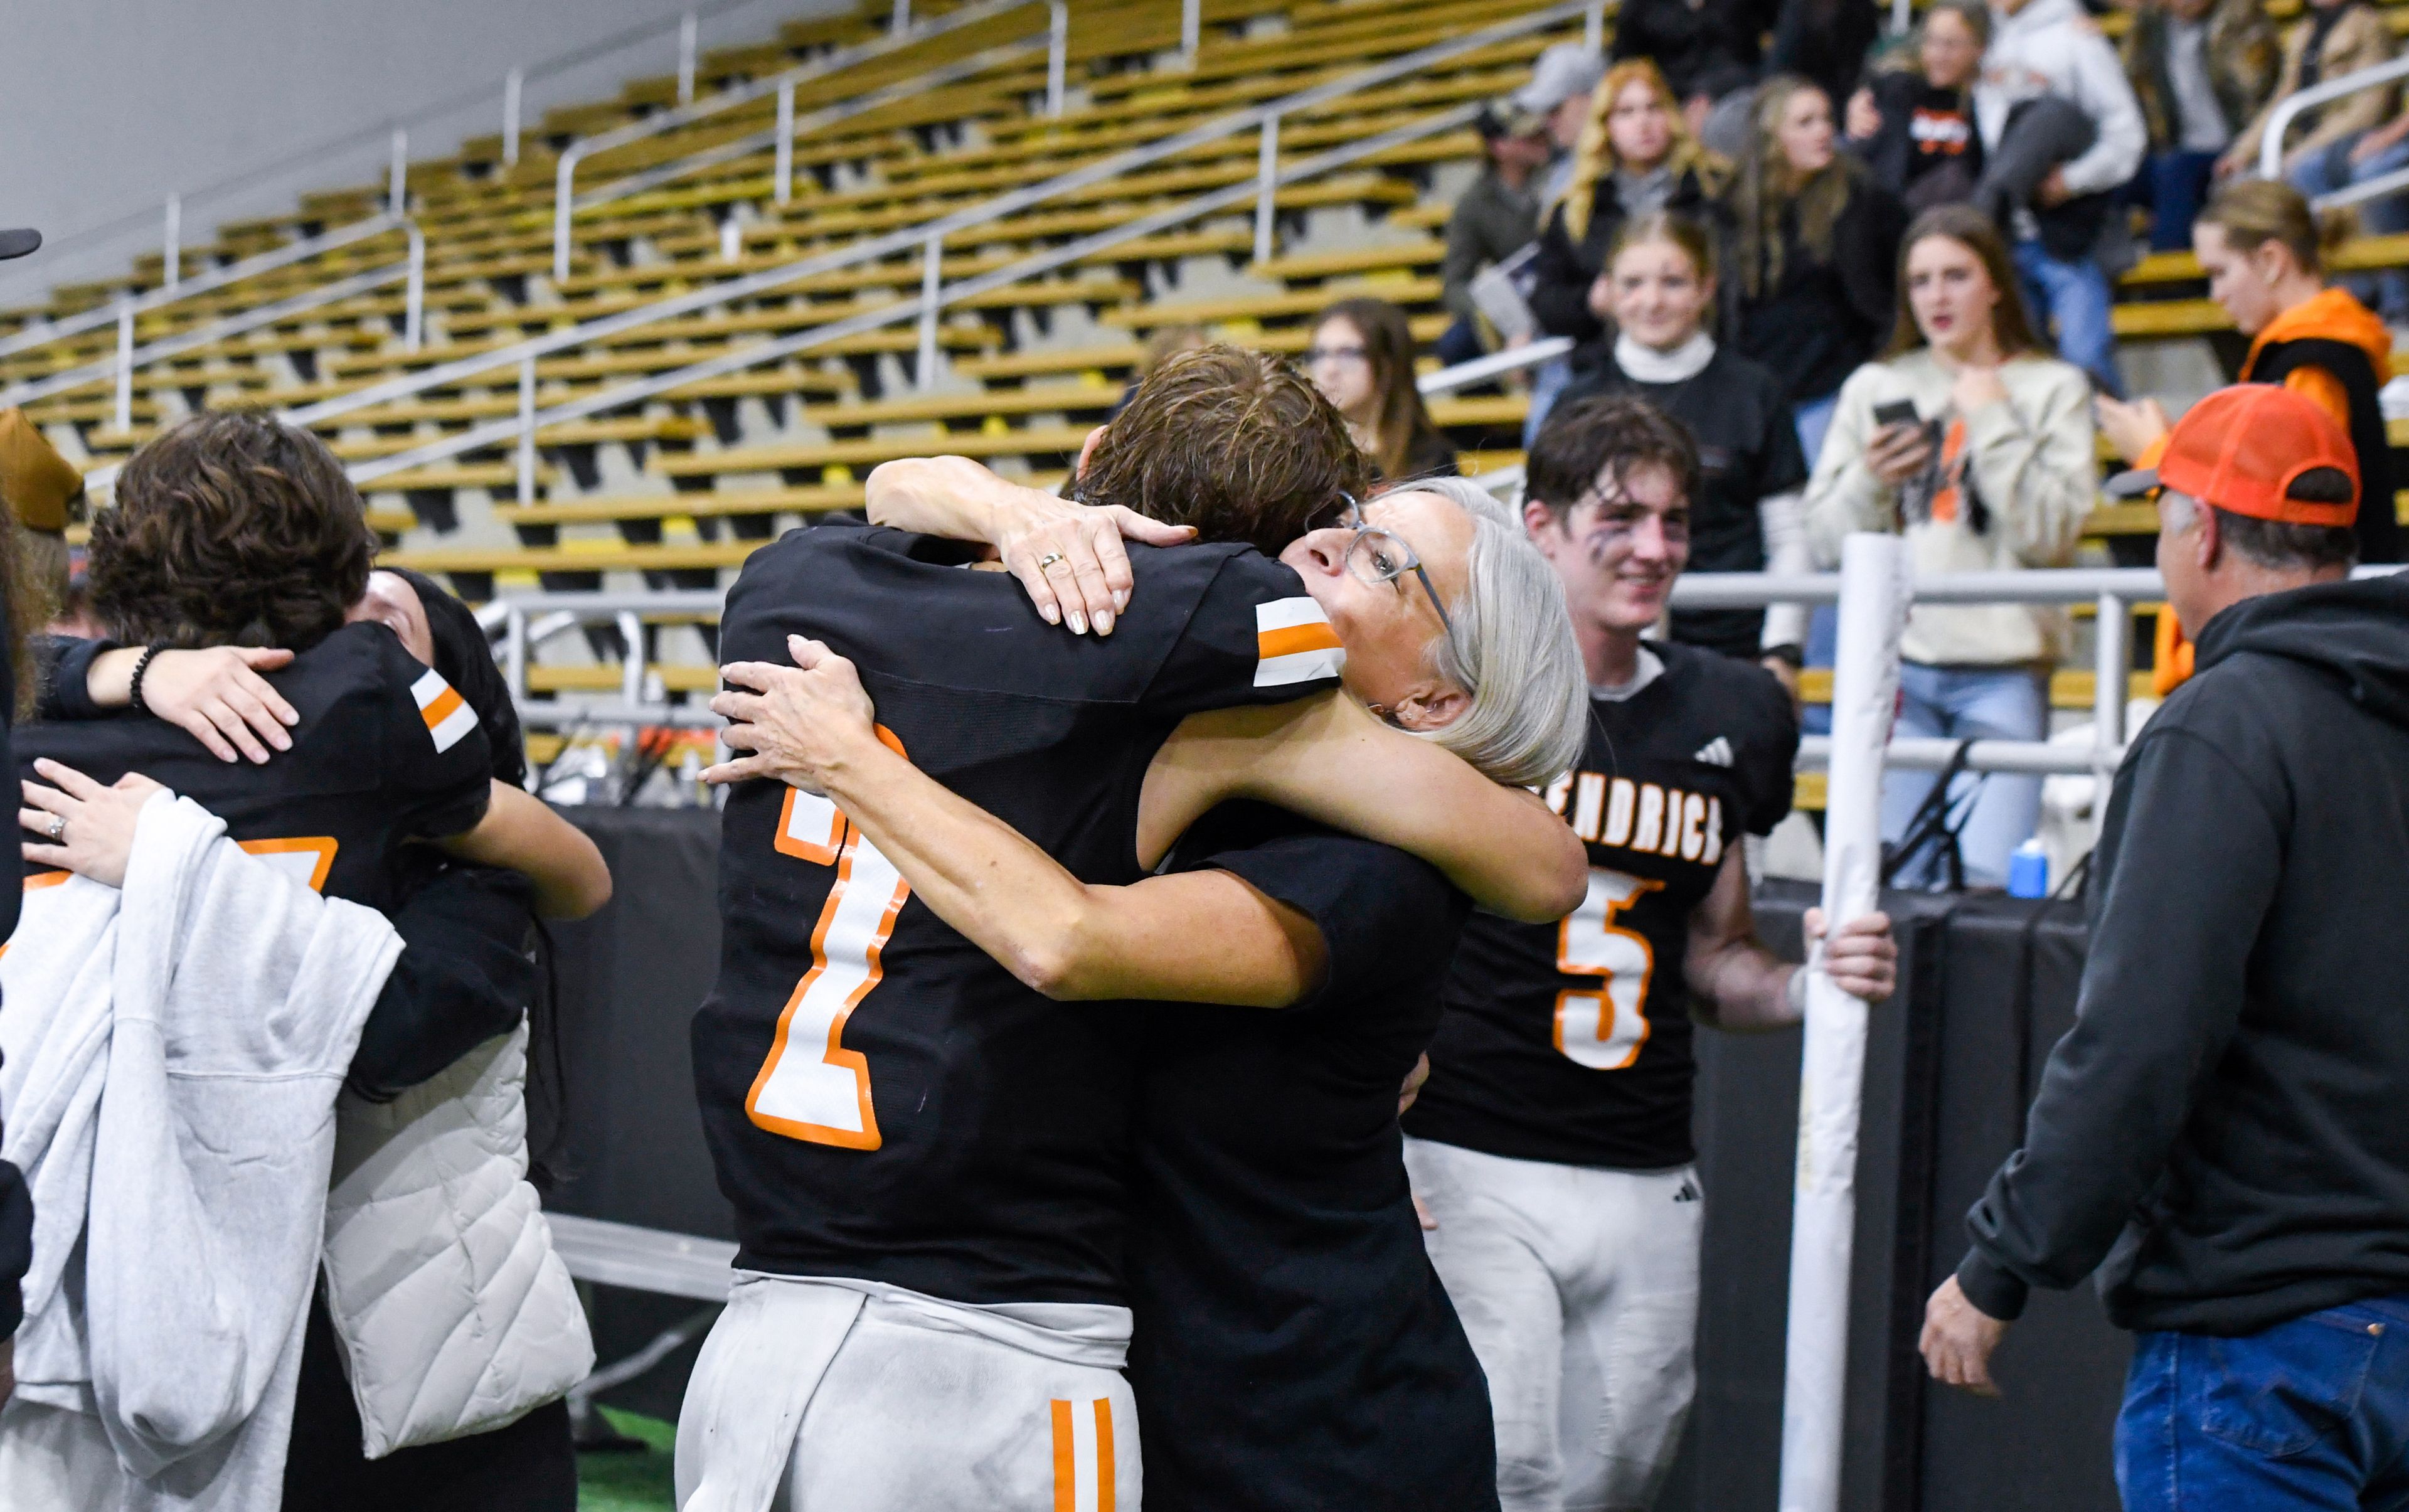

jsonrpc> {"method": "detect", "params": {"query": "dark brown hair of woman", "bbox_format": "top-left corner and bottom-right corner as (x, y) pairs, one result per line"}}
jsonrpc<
(1883, 202), (2047, 358)
(90, 408), (376, 652)
(1732, 75), (1865, 302)
(1314, 295), (1446, 482)
(1074, 343), (1371, 555)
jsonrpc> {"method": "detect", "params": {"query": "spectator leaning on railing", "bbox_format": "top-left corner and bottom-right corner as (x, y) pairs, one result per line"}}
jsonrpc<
(1844, 0), (1990, 214)
(2224, 0), (2394, 184)
(1922, 384), (2409, 1512)
(2122, 0), (2279, 251)
(1437, 103), (1555, 369)
(1805, 205), (2095, 890)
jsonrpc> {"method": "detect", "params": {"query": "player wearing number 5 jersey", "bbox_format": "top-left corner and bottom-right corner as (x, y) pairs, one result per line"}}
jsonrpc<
(1403, 397), (1898, 1512)
(677, 349), (1587, 1512)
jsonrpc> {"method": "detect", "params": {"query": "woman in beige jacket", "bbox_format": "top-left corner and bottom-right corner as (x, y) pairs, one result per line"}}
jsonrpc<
(1805, 204), (2095, 888)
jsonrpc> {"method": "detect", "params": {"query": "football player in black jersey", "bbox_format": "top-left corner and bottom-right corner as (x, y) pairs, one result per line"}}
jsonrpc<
(1402, 396), (1898, 1512)
(677, 349), (1588, 1512)
(708, 471), (1585, 1512)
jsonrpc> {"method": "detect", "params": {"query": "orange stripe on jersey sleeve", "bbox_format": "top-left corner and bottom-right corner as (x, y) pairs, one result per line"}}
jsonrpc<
(1257, 620), (1343, 661)
(419, 684), (466, 733)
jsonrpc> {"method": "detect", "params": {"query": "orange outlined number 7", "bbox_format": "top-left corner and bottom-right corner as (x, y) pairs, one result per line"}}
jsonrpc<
(745, 729), (908, 1150)
(1553, 867), (1662, 1070)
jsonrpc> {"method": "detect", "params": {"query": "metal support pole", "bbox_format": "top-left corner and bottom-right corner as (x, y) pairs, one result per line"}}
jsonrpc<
(893, 0), (912, 33)
(504, 67), (524, 168)
(1253, 114), (1281, 265)
(775, 81), (796, 205)
(517, 354), (539, 508)
(1182, 0), (1200, 65)
(917, 235), (943, 391)
(1585, 0), (1605, 54)
(1891, 0), (1912, 34)
(1046, 1), (1068, 117)
(1778, 533), (1913, 1512)
(162, 195), (181, 290)
(554, 151), (578, 284)
(114, 303), (134, 434)
(388, 129), (408, 215)
(619, 612), (647, 706)
(2092, 592), (2129, 838)
(402, 221), (426, 351)
(678, 12), (699, 106)
(504, 606), (528, 704)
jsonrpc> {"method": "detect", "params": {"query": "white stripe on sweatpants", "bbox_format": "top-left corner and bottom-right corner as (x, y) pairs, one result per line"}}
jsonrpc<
(1405, 1137), (1701, 1512)
(675, 1272), (1137, 1512)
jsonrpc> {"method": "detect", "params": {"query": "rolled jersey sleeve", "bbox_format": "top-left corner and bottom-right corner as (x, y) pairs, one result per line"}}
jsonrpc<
(1955, 727), (2281, 1319)
(348, 863), (541, 1099)
(31, 635), (119, 722)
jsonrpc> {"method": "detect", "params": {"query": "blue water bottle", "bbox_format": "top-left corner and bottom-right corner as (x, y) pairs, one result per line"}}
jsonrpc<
(2006, 838), (2050, 898)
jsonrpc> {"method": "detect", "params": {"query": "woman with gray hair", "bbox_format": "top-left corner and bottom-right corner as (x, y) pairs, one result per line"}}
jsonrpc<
(708, 462), (1590, 1505)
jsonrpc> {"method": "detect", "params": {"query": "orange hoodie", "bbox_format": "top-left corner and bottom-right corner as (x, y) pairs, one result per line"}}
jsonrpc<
(2149, 287), (2391, 696)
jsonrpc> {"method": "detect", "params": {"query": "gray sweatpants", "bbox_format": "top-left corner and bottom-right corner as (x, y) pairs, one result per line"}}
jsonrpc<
(676, 1273), (1138, 1512)
(1407, 1137), (1703, 1512)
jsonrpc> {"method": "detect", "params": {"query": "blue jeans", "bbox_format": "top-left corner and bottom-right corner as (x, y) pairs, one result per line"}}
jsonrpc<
(1523, 355), (1575, 447)
(2290, 133), (2409, 321)
(2118, 1295), (2409, 1511)
(1878, 662), (2046, 889)
(2013, 238), (2120, 395)
(1435, 314), (1488, 370)
(2137, 149), (2221, 252)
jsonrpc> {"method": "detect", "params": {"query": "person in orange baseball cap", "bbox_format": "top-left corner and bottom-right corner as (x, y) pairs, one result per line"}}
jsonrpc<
(1922, 380), (2409, 1512)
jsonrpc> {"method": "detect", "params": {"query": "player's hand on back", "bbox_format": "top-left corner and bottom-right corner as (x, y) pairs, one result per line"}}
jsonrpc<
(706, 636), (883, 791)
(1803, 907), (1897, 1003)
(20, 759), (169, 889)
(993, 492), (1194, 637)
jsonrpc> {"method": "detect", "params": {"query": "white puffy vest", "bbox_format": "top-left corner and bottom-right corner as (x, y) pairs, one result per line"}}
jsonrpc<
(320, 1023), (595, 1459)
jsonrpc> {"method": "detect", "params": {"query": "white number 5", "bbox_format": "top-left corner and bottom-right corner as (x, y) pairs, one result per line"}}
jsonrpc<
(1553, 868), (1662, 1070)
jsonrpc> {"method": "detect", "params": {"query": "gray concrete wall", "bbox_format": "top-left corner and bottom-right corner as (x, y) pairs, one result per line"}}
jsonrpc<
(0, 0), (845, 300)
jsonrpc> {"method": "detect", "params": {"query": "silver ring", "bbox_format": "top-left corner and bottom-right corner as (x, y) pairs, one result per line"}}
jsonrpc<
(45, 814), (65, 844)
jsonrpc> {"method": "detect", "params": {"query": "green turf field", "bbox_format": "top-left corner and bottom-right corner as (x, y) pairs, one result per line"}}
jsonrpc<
(577, 1408), (677, 1511)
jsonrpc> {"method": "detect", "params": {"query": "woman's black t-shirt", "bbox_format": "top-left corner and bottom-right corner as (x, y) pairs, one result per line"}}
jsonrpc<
(1560, 343), (1809, 656)
(1125, 802), (1494, 1512)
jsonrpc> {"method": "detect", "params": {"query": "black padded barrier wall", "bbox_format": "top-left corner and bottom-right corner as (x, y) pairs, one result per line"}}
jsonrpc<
(550, 814), (2130, 1498)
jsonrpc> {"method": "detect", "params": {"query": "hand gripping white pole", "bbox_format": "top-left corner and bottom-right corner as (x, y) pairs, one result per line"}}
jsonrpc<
(1777, 531), (1911, 1512)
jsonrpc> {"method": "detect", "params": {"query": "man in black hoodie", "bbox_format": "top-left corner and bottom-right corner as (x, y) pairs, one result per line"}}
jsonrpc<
(1920, 383), (2409, 1509)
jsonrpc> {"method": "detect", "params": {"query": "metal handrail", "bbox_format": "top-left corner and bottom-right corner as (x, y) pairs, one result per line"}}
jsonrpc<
(346, 98), (1492, 496)
(2258, 54), (2409, 179)
(1418, 334), (1571, 396)
(3, 231), (425, 424)
(477, 563), (2395, 777)
(552, 0), (1057, 280)
(81, 0), (1587, 496)
(0, 213), (415, 363)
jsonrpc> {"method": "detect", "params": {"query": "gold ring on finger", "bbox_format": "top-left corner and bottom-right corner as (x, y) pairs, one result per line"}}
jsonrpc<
(1037, 552), (1067, 572)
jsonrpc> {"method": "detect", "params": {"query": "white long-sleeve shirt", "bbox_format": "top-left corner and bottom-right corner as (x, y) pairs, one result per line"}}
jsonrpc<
(1979, 0), (2149, 198)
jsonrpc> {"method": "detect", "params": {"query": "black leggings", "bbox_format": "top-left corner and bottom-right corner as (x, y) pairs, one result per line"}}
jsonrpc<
(282, 1292), (578, 1512)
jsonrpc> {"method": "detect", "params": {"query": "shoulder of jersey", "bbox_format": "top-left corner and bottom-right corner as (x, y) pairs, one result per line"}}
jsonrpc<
(1659, 642), (1795, 738)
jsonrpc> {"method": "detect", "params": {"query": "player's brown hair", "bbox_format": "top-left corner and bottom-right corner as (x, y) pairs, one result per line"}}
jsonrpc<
(1525, 393), (1702, 522)
(1074, 344), (1370, 555)
(90, 408), (376, 651)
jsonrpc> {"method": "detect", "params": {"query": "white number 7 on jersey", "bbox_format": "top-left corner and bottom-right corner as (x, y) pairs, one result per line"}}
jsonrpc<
(1553, 867), (1662, 1071)
(746, 755), (910, 1149)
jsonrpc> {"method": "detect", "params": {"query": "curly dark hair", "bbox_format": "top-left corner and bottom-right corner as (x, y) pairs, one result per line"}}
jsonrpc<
(1075, 344), (1369, 556)
(1526, 393), (1703, 523)
(90, 409), (375, 651)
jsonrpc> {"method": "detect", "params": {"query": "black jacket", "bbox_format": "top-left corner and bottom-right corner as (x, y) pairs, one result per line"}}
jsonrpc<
(1957, 576), (2409, 1334)
(0, 596), (23, 1339)
(1527, 166), (1730, 346)
(1733, 178), (1905, 405)
(1611, 0), (1772, 102)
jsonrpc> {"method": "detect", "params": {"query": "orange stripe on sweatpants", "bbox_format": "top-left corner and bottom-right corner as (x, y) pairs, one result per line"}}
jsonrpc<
(1094, 1398), (1115, 1512)
(1052, 1399), (1075, 1512)
(1257, 621), (1342, 659)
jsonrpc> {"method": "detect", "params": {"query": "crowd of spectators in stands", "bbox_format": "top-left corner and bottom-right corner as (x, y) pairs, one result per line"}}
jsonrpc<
(1405, 0), (2409, 885)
